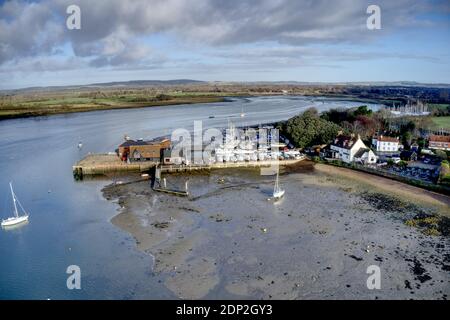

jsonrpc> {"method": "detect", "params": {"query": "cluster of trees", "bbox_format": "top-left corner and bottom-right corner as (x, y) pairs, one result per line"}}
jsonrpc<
(281, 105), (386, 148)
(390, 117), (431, 149)
(281, 104), (447, 151)
(280, 108), (342, 148)
(320, 105), (438, 150)
(320, 105), (385, 140)
(430, 104), (450, 117)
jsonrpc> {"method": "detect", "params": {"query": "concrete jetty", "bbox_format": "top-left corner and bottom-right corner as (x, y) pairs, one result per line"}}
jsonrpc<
(73, 154), (157, 179)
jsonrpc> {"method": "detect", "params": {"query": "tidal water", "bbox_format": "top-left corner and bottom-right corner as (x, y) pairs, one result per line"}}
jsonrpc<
(0, 96), (380, 299)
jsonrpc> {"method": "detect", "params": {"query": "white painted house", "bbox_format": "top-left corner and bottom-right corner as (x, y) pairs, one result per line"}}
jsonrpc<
(353, 148), (377, 165)
(372, 135), (400, 152)
(330, 135), (376, 164)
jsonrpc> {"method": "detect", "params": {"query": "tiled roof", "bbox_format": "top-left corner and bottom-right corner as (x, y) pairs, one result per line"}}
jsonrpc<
(332, 135), (358, 149)
(429, 135), (450, 143)
(119, 140), (149, 147)
(354, 148), (370, 158)
(119, 138), (170, 148)
(377, 135), (399, 143)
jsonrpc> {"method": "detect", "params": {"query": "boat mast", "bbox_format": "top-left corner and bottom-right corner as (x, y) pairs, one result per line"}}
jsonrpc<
(10, 182), (19, 218)
(274, 170), (279, 192)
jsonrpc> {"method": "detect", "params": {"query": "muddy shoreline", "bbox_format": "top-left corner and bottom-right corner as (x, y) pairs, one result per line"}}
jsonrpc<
(102, 162), (450, 299)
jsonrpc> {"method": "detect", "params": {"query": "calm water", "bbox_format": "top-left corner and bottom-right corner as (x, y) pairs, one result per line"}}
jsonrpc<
(0, 96), (380, 299)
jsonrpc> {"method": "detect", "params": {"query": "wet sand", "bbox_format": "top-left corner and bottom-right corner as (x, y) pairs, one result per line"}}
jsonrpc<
(314, 164), (450, 214)
(102, 163), (450, 299)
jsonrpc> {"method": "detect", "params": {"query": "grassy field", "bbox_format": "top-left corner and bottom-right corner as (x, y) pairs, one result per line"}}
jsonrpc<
(430, 116), (450, 130)
(2, 84), (450, 121)
(0, 91), (227, 120)
(429, 103), (450, 112)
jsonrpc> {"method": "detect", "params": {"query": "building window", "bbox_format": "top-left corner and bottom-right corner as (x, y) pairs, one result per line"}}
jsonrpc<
(133, 150), (141, 159)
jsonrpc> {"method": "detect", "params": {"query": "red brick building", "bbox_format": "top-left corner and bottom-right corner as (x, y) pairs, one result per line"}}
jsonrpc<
(118, 139), (171, 162)
(428, 135), (450, 151)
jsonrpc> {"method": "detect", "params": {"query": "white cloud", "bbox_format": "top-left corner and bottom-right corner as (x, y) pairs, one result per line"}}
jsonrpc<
(0, 0), (448, 83)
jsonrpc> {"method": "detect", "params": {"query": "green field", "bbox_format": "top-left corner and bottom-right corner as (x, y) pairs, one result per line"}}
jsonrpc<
(428, 103), (450, 111)
(431, 116), (450, 130)
(0, 92), (226, 120)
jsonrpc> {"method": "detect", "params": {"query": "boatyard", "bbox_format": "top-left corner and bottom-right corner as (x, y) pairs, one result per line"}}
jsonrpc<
(73, 153), (305, 179)
(73, 122), (306, 179)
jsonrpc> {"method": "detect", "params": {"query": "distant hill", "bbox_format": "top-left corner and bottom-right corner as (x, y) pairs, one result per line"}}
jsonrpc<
(3, 79), (206, 94)
(87, 79), (206, 87)
(217, 81), (450, 88)
(2, 79), (450, 94)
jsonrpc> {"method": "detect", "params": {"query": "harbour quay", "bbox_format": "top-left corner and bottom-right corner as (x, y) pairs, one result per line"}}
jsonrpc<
(73, 153), (305, 179)
(73, 124), (305, 179)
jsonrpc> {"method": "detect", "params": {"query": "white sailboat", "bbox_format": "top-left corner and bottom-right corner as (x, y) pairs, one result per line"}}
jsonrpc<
(272, 170), (285, 199)
(1, 182), (29, 227)
(240, 105), (245, 117)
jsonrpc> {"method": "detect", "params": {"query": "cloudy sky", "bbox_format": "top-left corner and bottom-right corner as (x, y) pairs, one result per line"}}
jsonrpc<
(0, 0), (449, 89)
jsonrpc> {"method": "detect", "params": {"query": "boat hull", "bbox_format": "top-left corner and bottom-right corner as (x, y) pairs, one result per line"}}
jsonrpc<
(1, 215), (29, 227)
(273, 190), (285, 199)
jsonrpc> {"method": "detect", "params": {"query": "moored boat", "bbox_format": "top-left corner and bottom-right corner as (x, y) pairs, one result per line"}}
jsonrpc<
(1, 182), (29, 227)
(272, 170), (285, 199)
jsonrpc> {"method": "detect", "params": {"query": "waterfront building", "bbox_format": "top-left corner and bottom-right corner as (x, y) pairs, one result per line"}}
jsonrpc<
(353, 148), (377, 165)
(428, 135), (450, 151)
(372, 134), (401, 152)
(118, 138), (171, 162)
(329, 135), (376, 164)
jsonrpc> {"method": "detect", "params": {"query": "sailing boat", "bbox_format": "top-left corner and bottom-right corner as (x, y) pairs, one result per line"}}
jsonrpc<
(240, 105), (245, 117)
(272, 170), (285, 199)
(1, 182), (29, 227)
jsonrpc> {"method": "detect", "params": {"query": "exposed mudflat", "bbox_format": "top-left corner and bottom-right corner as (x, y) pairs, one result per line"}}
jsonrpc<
(102, 162), (450, 300)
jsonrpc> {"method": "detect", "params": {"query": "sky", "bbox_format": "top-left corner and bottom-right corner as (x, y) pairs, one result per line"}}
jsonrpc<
(0, 0), (449, 89)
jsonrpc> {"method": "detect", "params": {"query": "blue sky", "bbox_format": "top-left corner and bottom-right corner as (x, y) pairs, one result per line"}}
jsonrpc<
(0, 0), (449, 89)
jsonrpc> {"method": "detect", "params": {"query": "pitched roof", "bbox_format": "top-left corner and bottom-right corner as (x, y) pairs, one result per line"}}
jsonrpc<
(354, 148), (370, 158)
(376, 135), (399, 143)
(331, 135), (358, 149)
(119, 138), (170, 148)
(400, 150), (417, 157)
(429, 135), (450, 143)
(119, 140), (149, 147)
(130, 146), (161, 158)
